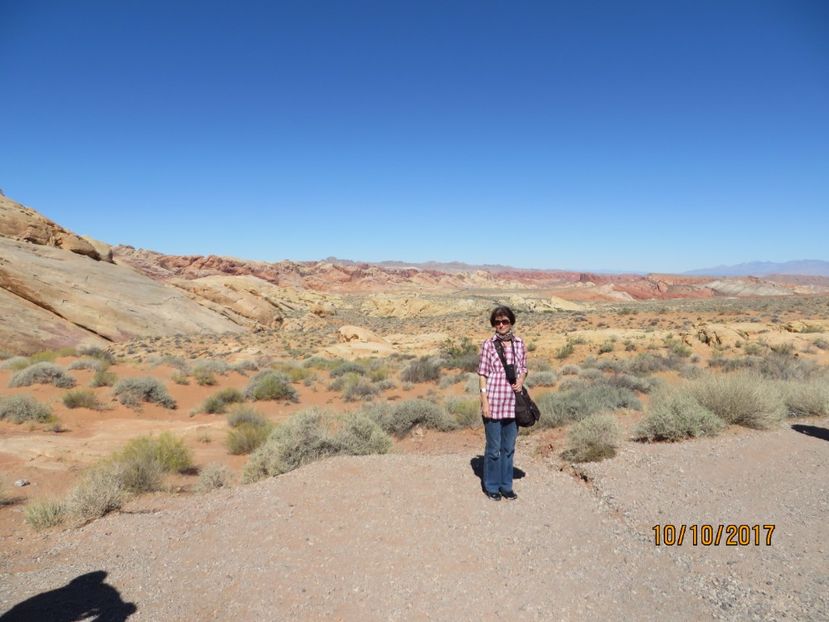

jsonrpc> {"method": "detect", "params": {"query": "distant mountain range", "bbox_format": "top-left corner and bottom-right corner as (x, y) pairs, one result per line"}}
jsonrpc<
(684, 260), (829, 277)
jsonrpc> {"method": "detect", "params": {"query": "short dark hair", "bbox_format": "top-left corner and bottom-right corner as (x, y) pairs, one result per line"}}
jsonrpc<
(490, 305), (516, 327)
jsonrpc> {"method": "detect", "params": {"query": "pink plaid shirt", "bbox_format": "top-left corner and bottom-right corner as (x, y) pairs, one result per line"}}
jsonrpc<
(478, 336), (528, 420)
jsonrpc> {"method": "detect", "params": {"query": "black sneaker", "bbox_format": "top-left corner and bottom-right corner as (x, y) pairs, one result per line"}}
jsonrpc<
(485, 491), (502, 501)
(500, 490), (518, 500)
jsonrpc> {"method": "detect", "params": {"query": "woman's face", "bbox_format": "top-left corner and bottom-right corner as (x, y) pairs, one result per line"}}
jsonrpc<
(493, 315), (512, 335)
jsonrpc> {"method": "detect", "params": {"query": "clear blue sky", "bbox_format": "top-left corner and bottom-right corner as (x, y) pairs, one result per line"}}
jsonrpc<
(1, 1), (827, 273)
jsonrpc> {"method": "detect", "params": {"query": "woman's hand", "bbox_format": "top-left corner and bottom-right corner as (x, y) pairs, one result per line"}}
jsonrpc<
(512, 382), (523, 393)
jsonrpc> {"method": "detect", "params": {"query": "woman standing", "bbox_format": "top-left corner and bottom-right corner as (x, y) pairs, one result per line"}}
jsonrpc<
(477, 305), (527, 501)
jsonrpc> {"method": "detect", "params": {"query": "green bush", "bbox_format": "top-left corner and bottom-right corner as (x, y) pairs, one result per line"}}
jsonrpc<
(115, 432), (192, 491)
(633, 388), (725, 442)
(0, 395), (52, 423)
(690, 372), (785, 429)
(154, 431), (193, 473)
(555, 342), (575, 360)
(113, 377), (176, 409)
(383, 399), (456, 437)
(604, 373), (657, 394)
(201, 388), (245, 414)
(244, 370), (298, 402)
(227, 406), (267, 428)
(777, 380), (829, 418)
(0, 356), (30, 371)
(446, 397), (480, 428)
(62, 390), (103, 410)
(197, 464), (230, 492)
(9, 362), (76, 389)
(564, 413), (621, 462)
(243, 409), (391, 482)
(400, 357), (441, 384)
(24, 500), (66, 530)
(440, 337), (480, 372)
(330, 361), (367, 377)
(343, 377), (381, 402)
(535, 384), (641, 429)
(227, 415), (273, 455)
(193, 368), (217, 386)
(91, 369), (117, 387)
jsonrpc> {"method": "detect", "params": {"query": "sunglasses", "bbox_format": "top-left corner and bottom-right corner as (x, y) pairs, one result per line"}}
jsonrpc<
(493, 319), (511, 326)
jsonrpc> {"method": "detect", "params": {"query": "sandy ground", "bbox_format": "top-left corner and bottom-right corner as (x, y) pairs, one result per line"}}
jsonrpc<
(1, 421), (827, 621)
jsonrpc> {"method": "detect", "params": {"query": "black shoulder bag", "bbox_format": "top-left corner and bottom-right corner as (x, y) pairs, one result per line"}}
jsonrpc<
(492, 339), (540, 428)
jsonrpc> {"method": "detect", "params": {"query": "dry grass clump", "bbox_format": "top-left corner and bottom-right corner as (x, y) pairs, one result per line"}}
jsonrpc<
(271, 362), (313, 383)
(563, 413), (621, 462)
(776, 380), (829, 418)
(24, 500), (66, 530)
(226, 408), (273, 455)
(197, 464), (231, 492)
(400, 356), (441, 383)
(690, 372), (785, 429)
(62, 390), (104, 410)
(201, 388), (245, 414)
(633, 388), (725, 442)
(65, 465), (126, 522)
(9, 362), (76, 389)
(535, 383), (641, 429)
(110, 432), (193, 493)
(68, 358), (106, 371)
(244, 370), (298, 402)
(243, 409), (391, 482)
(113, 377), (176, 409)
(77, 346), (116, 364)
(0, 395), (52, 423)
(624, 353), (685, 375)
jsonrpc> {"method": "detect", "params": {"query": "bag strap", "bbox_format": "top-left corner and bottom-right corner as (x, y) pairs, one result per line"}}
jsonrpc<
(492, 338), (517, 385)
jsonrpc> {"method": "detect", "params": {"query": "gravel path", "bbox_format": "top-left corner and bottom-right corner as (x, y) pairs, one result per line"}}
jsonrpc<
(1, 421), (827, 621)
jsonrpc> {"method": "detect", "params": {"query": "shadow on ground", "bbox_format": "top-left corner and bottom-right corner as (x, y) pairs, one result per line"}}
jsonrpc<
(470, 455), (526, 492)
(0, 570), (136, 622)
(791, 424), (829, 442)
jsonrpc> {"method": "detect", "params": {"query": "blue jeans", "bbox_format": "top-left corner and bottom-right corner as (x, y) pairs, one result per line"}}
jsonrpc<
(483, 417), (517, 493)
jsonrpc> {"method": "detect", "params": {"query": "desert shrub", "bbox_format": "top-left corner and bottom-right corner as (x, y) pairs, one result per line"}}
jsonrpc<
(564, 413), (621, 462)
(330, 361), (367, 377)
(68, 358), (105, 371)
(624, 353), (685, 375)
(0, 356), (30, 371)
(770, 342), (795, 356)
(24, 500), (66, 530)
(170, 371), (190, 385)
(440, 337), (480, 372)
(446, 397), (480, 428)
(597, 341), (614, 354)
(343, 377), (381, 402)
(65, 465), (125, 521)
(9, 362), (76, 389)
(813, 338), (829, 350)
(535, 384), (641, 429)
(227, 422), (272, 455)
(112, 439), (164, 492)
(152, 355), (189, 371)
(754, 353), (820, 381)
(271, 362), (312, 383)
(383, 399), (456, 437)
(525, 370), (557, 388)
(244, 370), (298, 402)
(77, 346), (116, 364)
(302, 356), (340, 370)
(62, 390), (103, 410)
(400, 356), (441, 383)
(633, 389), (725, 442)
(194, 368), (217, 386)
(28, 348), (76, 364)
(0, 395), (52, 423)
(560, 365), (580, 376)
(243, 409), (391, 482)
(154, 432), (193, 473)
(743, 342), (766, 356)
(90, 368), (117, 387)
(114, 377), (176, 409)
(201, 388), (245, 414)
(193, 360), (230, 376)
(690, 372), (785, 429)
(197, 464), (230, 492)
(777, 380), (829, 418)
(604, 373), (657, 393)
(227, 405), (266, 427)
(231, 359), (260, 374)
(555, 342), (575, 360)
